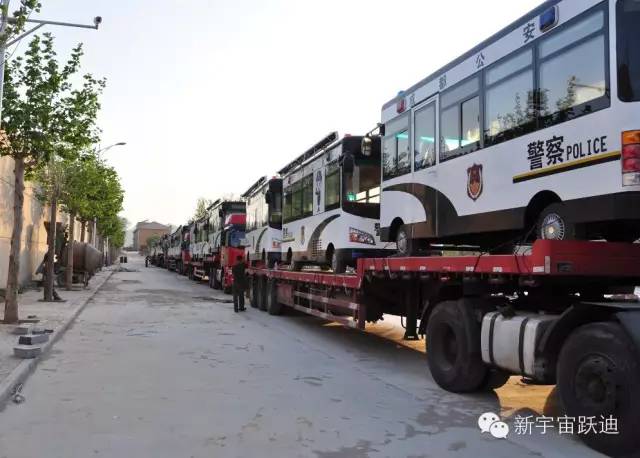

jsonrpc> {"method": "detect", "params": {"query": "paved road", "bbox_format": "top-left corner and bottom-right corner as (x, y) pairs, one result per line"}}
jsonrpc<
(0, 254), (602, 458)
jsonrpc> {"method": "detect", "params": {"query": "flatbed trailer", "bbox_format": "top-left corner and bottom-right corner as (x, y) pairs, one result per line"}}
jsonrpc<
(248, 240), (640, 456)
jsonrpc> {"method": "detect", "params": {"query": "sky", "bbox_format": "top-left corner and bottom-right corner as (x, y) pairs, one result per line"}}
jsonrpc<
(12, 0), (541, 229)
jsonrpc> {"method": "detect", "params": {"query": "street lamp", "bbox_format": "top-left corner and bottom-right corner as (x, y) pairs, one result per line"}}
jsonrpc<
(0, 1), (101, 127)
(96, 142), (127, 154)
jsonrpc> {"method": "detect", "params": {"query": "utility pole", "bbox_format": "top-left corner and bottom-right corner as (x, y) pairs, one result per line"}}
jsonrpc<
(0, 0), (11, 127)
(0, 1), (101, 127)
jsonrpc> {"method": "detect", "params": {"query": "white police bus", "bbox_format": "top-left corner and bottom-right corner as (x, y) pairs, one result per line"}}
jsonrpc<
(281, 132), (394, 272)
(243, 176), (283, 267)
(380, 0), (640, 254)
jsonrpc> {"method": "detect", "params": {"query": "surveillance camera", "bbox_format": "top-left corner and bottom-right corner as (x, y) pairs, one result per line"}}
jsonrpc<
(93, 16), (102, 27)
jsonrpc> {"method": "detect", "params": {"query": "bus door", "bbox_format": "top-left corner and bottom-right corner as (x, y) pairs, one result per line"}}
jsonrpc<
(411, 95), (439, 238)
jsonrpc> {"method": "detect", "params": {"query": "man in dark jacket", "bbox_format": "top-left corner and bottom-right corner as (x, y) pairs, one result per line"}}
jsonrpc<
(232, 255), (248, 312)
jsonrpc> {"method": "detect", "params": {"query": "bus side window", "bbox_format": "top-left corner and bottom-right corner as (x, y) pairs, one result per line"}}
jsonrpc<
(414, 103), (436, 170)
(291, 181), (302, 221)
(283, 186), (292, 223)
(538, 10), (607, 126)
(325, 162), (340, 211)
(302, 175), (313, 217)
(484, 48), (535, 146)
(439, 76), (480, 162)
(383, 114), (410, 179)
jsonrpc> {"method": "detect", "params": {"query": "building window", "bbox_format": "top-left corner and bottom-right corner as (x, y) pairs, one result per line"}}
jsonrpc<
(440, 76), (480, 161)
(538, 9), (608, 126)
(484, 49), (535, 146)
(414, 103), (436, 171)
(382, 114), (410, 179)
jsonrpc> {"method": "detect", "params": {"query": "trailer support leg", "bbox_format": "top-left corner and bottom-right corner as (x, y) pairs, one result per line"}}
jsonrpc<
(404, 282), (419, 341)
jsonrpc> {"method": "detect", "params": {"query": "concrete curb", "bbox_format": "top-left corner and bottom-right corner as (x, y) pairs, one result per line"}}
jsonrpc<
(0, 269), (115, 410)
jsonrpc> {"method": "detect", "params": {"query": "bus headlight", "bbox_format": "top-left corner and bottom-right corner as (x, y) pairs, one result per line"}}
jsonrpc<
(349, 227), (375, 245)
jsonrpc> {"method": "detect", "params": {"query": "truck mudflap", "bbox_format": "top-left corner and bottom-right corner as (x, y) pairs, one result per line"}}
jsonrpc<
(615, 309), (640, 361)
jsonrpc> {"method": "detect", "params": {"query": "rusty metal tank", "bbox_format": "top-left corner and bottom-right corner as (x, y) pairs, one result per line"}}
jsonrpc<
(61, 241), (103, 276)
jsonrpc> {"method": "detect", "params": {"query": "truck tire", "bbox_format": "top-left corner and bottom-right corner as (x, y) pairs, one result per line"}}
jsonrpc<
(212, 268), (221, 290)
(250, 276), (259, 308)
(331, 250), (346, 274)
(426, 299), (488, 393)
(557, 322), (640, 457)
(396, 225), (415, 256)
(222, 273), (232, 295)
(266, 279), (282, 315)
(257, 276), (267, 312)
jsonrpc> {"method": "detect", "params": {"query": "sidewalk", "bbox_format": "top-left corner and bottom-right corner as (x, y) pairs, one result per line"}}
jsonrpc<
(0, 268), (113, 404)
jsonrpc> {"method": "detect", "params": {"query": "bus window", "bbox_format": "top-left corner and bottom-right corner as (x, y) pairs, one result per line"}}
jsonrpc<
(344, 159), (380, 204)
(440, 76), (480, 161)
(539, 10), (607, 125)
(396, 131), (410, 174)
(292, 181), (302, 220)
(383, 135), (397, 178)
(302, 175), (313, 216)
(283, 187), (292, 223)
(461, 97), (480, 147)
(269, 192), (282, 230)
(383, 114), (410, 179)
(617, 0), (640, 102)
(485, 49), (535, 145)
(325, 162), (340, 211)
(414, 103), (436, 171)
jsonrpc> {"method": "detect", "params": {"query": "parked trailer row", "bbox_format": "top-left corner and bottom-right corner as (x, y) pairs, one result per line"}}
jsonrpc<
(248, 240), (640, 456)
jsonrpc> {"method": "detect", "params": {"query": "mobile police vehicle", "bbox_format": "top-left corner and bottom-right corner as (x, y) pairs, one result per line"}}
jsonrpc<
(380, 0), (640, 254)
(280, 132), (394, 273)
(243, 176), (283, 268)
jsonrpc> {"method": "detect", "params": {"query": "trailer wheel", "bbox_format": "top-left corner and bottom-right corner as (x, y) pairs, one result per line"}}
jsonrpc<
(557, 322), (640, 456)
(426, 299), (488, 393)
(396, 225), (414, 256)
(250, 276), (259, 308)
(331, 250), (346, 274)
(257, 276), (267, 311)
(536, 203), (578, 240)
(266, 279), (282, 315)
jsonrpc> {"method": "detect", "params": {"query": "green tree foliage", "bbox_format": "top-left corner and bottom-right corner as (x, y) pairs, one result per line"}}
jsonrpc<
(1, 30), (107, 317)
(146, 234), (161, 251)
(193, 197), (213, 222)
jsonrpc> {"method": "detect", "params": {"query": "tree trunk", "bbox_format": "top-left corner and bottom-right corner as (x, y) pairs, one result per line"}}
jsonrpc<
(66, 211), (75, 291)
(3, 156), (25, 324)
(80, 221), (86, 242)
(44, 194), (57, 301)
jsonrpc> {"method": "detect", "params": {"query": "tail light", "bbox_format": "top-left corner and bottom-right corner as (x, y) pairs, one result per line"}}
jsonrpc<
(622, 130), (640, 186)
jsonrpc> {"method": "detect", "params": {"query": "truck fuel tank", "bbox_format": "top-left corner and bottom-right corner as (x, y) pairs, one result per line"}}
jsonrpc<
(481, 312), (557, 379)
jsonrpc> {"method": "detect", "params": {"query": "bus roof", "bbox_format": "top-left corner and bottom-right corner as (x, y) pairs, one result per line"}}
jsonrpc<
(241, 176), (267, 199)
(381, 0), (560, 111)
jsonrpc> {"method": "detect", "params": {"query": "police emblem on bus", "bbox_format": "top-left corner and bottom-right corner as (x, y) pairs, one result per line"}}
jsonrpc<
(467, 164), (483, 201)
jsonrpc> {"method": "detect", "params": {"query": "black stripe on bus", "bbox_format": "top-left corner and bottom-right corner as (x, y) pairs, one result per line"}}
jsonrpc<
(513, 152), (621, 183)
